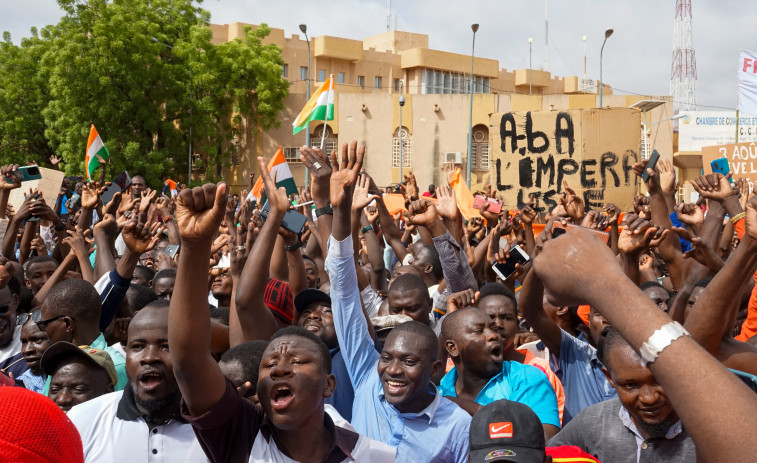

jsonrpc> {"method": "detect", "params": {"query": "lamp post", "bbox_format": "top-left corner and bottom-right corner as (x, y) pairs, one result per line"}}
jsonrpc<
(599, 28), (613, 108)
(528, 37), (533, 95)
(582, 35), (587, 80)
(642, 114), (684, 159)
(299, 24), (311, 187)
(398, 84), (405, 180)
(152, 37), (192, 185)
(466, 23), (479, 188)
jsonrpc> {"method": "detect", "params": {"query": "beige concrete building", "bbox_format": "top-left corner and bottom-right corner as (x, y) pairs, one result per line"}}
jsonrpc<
(208, 23), (677, 196)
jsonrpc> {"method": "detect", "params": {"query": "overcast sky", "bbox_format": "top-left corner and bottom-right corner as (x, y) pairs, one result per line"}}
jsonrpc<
(5, 0), (753, 111)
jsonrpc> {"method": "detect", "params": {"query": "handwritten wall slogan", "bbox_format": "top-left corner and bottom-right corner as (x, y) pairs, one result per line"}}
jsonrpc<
(489, 108), (641, 211)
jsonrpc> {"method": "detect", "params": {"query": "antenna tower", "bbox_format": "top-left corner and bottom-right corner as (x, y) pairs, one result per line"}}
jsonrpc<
(670, 0), (698, 127)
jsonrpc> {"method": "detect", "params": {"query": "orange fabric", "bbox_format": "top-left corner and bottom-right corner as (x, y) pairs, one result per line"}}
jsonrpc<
(578, 305), (590, 327)
(734, 216), (746, 241)
(448, 168), (482, 221)
(251, 146), (284, 199)
(736, 271), (757, 342)
(520, 349), (565, 425)
(383, 194), (407, 215)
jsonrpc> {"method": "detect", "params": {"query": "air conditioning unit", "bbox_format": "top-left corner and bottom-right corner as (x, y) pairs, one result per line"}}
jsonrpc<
(445, 152), (463, 164)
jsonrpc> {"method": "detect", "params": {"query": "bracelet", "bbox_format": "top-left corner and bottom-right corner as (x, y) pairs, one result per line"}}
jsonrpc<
(639, 321), (690, 366)
(361, 225), (374, 234)
(730, 212), (746, 224)
(315, 204), (333, 217)
(162, 215), (174, 223)
(284, 240), (305, 251)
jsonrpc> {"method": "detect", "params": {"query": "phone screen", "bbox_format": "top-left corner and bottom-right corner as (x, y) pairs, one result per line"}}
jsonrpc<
(492, 245), (530, 280)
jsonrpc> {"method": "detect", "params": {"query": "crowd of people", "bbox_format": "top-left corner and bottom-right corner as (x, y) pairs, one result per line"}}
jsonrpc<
(1, 142), (757, 463)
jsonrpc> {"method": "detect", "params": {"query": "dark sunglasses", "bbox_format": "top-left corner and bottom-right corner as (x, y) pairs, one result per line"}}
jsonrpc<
(17, 310), (42, 326)
(36, 315), (68, 332)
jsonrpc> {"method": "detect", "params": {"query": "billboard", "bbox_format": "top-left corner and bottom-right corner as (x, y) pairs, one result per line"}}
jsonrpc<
(701, 141), (757, 183)
(489, 108), (640, 212)
(678, 111), (757, 152)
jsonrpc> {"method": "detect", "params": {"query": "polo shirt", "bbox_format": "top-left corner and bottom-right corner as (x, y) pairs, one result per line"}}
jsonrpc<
(439, 361), (561, 428)
(18, 369), (46, 394)
(68, 385), (209, 462)
(181, 378), (395, 463)
(42, 332), (127, 395)
(553, 328), (616, 422)
(547, 397), (695, 463)
(326, 235), (472, 462)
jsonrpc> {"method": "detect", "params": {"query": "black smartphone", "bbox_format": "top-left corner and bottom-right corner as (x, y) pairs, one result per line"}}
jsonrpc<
(101, 171), (132, 204)
(641, 150), (660, 182)
(492, 245), (531, 280)
(261, 201), (308, 235)
(26, 193), (41, 222)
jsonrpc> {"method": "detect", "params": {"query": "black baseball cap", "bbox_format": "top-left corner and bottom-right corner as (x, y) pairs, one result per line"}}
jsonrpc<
(293, 288), (331, 314)
(469, 399), (546, 463)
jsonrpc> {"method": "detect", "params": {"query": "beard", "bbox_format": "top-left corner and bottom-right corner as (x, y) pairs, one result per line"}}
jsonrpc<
(636, 415), (678, 438)
(132, 386), (182, 414)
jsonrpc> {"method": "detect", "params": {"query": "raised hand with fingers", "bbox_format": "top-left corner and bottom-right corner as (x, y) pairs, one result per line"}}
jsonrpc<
(658, 159), (678, 195)
(479, 202), (501, 224)
(80, 182), (101, 209)
(690, 172), (735, 201)
(520, 196), (538, 224)
(603, 203), (621, 225)
(671, 226), (723, 272)
(63, 228), (94, 258)
(139, 188), (157, 214)
(446, 288), (478, 314)
(329, 140), (365, 209)
(352, 173), (380, 211)
(559, 180), (585, 222)
(675, 203), (704, 231)
(618, 213), (664, 255)
(0, 165), (22, 190)
(175, 183), (228, 243)
(299, 145), (333, 205)
(405, 199), (439, 229)
(122, 216), (164, 255)
(258, 157), (290, 218)
(435, 185), (460, 221)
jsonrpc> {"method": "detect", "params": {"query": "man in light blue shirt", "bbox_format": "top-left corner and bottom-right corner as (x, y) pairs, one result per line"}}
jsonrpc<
(324, 142), (471, 462)
(439, 307), (560, 440)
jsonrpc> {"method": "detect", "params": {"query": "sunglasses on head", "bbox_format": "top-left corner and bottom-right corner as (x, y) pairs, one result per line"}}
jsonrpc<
(16, 310), (42, 326)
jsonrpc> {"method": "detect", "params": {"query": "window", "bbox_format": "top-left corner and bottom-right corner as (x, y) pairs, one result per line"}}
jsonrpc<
(392, 128), (412, 168)
(311, 125), (337, 155)
(394, 78), (400, 91)
(337, 72), (345, 84)
(472, 126), (490, 170)
(420, 68), (490, 95)
(282, 64), (288, 78)
(300, 66), (308, 81)
(375, 76), (382, 89)
(284, 147), (301, 163)
(358, 75), (365, 88)
(318, 69), (326, 82)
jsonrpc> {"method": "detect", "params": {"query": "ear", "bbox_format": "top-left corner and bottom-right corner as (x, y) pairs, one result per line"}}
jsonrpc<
(556, 306), (569, 316)
(64, 316), (76, 334)
(24, 278), (31, 288)
(424, 264), (433, 276)
(602, 366), (614, 387)
(445, 339), (459, 358)
(429, 359), (444, 380)
(323, 373), (336, 399)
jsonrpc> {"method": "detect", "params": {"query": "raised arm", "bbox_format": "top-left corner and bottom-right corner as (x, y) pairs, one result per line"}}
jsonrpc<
(233, 157), (290, 344)
(299, 146), (334, 261)
(169, 182), (228, 417)
(518, 269), (563, 356)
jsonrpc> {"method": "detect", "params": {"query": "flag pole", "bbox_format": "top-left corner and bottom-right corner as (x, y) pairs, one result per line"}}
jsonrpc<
(320, 75), (333, 151)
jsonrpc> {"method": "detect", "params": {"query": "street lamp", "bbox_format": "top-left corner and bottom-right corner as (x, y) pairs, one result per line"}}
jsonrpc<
(528, 37), (533, 95)
(153, 37), (192, 185)
(299, 24), (312, 187)
(599, 28), (613, 108)
(398, 84), (405, 179)
(582, 35), (587, 80)
(466, 23), (479, 188)
(642, 114), (685, 159)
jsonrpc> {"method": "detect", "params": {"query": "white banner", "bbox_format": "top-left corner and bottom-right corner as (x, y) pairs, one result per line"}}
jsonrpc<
(678, 111), (757, 152)
(739, 49), (757, 117)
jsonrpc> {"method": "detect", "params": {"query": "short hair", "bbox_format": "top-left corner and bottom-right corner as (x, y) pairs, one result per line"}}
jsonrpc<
(133, 265), (155, 283)
(389, 273), (428, 295)
(269, 326), (332, 373)
(640, 281), (669, 294)
(141, 299), (170, 311)
(220, 340), (269, 389)
(209, 306), (230, 326)
(24, 256), (58, 279)
(302, 255), (317, 268)
(388, 321), (438, 361)
(597, 326), (637, 370)
(478, 282), (517, 312)
(418, 245), (443, 281)
(440, 307), (480, 348)
(152, 268), (177, 286)
(43, 279), (101, 326)
(125, 284), (158, 313)
(6, 275), (22, 297)
(693, 277), (712, 290)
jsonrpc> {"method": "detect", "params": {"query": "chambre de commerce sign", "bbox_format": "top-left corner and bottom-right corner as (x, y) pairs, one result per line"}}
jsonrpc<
(489, 108), (640, 212)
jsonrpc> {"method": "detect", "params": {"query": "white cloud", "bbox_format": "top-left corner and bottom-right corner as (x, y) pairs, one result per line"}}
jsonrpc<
(4, 0), (755, 110)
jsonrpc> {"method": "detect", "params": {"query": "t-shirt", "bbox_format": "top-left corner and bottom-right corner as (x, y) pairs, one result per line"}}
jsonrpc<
(180, 378), (395, 463)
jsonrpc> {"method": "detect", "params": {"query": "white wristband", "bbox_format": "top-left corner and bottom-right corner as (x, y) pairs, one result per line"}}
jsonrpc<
(639, 321), (690, 366)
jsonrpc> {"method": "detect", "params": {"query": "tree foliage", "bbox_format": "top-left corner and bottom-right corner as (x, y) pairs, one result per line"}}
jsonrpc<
(0, 0), (288, 187)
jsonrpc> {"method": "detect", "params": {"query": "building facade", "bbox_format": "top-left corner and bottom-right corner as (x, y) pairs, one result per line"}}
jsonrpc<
(209, 23), (676, 195)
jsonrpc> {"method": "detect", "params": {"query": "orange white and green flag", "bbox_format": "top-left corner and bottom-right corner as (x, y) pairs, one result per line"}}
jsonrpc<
(85, 124), (111, 181)
(251, 146), (298, 204)
(292, 75), (334, 135)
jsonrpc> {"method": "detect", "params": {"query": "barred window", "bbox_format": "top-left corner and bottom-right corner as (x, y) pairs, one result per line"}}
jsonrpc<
(392, 128), (411, 168)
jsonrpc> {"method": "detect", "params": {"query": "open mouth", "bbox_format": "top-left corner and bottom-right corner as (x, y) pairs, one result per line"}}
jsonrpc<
(0, 319), (8, 335)
(383, 379), (409, 395)
(138, 371), (164, 391)
(488, 343), (503, 361)
(271, 384), (295, 410)
(304, 322), (321, 332)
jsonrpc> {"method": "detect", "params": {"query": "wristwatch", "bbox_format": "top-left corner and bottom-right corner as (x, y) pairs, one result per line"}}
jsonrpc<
(315, 204), (333, 217)
(284, 240), (305, 251)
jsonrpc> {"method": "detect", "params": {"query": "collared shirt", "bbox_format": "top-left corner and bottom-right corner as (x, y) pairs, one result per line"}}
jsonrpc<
(68, 386), (209, 462)
(439, 361), (561, 428)
(18, 369), (46, 394)
(43, 332), (127, 395)
(547, 398), (696, 463)
(0, 325), (22, 366)
(326, 234), (472, 463)
(553, 329), (616, 422)
(182, 377), (395, 463)
(326, 347), (354, 422)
